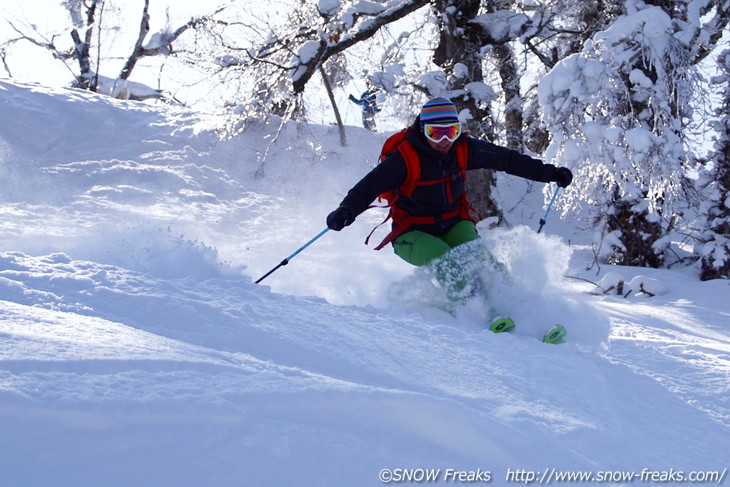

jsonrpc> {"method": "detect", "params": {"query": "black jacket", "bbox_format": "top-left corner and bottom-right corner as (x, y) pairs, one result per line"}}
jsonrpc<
(339, 122), (560, 236)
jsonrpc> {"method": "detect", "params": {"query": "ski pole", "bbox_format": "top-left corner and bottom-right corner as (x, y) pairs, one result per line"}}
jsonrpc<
(537, 186), (561, 234)
(255, 228), (331, 284)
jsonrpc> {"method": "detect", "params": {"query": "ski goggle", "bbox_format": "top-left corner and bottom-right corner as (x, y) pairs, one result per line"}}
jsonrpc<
(423, 122), (462, 143)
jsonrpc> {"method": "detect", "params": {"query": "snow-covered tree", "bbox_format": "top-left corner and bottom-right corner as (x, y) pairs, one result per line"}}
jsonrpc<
(462, 0), (624, 222)
(695, 49), (730, 280)
(519, 0), (624, 154)
(539, 0), (726, 268)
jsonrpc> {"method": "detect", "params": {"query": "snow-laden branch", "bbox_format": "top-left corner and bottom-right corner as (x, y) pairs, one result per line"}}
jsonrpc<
(683, 0), (730, 64)
(120, 2), (230, 81)
(470, 10), (530, 44)
(290, 0), (429, 93)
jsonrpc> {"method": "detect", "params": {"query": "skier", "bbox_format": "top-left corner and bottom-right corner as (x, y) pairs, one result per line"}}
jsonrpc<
(326, 97), (572, 302)
(348, 88), (380, 131)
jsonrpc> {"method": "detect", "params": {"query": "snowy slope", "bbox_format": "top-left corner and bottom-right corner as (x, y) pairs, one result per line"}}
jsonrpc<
(0, 80), (728, 487)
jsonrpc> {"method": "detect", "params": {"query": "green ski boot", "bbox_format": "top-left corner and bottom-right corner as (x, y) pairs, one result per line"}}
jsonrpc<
(489, 317), (515, 334)
(543, 325), (567, 344)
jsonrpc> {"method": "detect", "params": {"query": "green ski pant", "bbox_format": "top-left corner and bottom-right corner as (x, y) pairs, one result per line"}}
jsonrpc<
(393, 220), (482, 301)
(393, 220), (480, 266)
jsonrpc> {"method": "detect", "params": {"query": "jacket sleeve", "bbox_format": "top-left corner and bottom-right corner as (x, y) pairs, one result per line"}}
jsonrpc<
(337, 153), (408, 218)
(465, 138), (557, 183)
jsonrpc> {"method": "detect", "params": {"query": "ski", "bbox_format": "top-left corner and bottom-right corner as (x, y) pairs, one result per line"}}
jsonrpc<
(542, 324), (567, 344)
(489, 317), (515, 333)
(487, 317), (566, 344)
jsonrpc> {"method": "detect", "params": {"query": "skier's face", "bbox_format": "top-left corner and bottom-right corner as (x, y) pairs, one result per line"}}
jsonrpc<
(427, 138), (454, 153)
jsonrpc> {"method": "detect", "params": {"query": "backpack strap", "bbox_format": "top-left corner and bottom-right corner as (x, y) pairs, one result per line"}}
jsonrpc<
(454, 140), (479, 220)
(365, 138), (420, 248)
(396, 140), (420, 197)
(455, 141), (468, 170)
(369, 139), (475, 250)
(371, 206), (464, 251)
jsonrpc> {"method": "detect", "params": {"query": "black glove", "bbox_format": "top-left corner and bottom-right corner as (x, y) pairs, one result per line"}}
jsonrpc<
(553, 167), (573, 188)
(326, 207), (354, 231)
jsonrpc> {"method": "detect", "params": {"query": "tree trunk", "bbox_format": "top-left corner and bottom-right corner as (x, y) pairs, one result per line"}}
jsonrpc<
(319, 65), (347, 147)
(493, 42), (522, 151)
(70, 0), (100, 91)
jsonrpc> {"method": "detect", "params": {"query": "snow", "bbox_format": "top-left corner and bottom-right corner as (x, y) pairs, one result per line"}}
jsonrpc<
(594, 6), (673, 59)
(471, 11), (529, 43)
(629, 68), (654, 88)
(537, 54), (607, 113)
(627, 275), (668, 296)
(625, 127), (655, 153)
(595, 271), (628, 295)
(297, 40), (322, 65)
(143, 31), (173, 54)
(0, 79), (729, 486)
(318, 0), (340, 16)
(464, 81), (495, 105)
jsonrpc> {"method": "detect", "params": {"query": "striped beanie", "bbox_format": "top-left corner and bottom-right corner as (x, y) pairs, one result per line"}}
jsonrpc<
(420, 97), (459, 125)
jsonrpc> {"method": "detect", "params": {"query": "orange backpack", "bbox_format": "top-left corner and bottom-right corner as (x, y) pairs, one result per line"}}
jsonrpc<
(366, 129), (473, 250)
